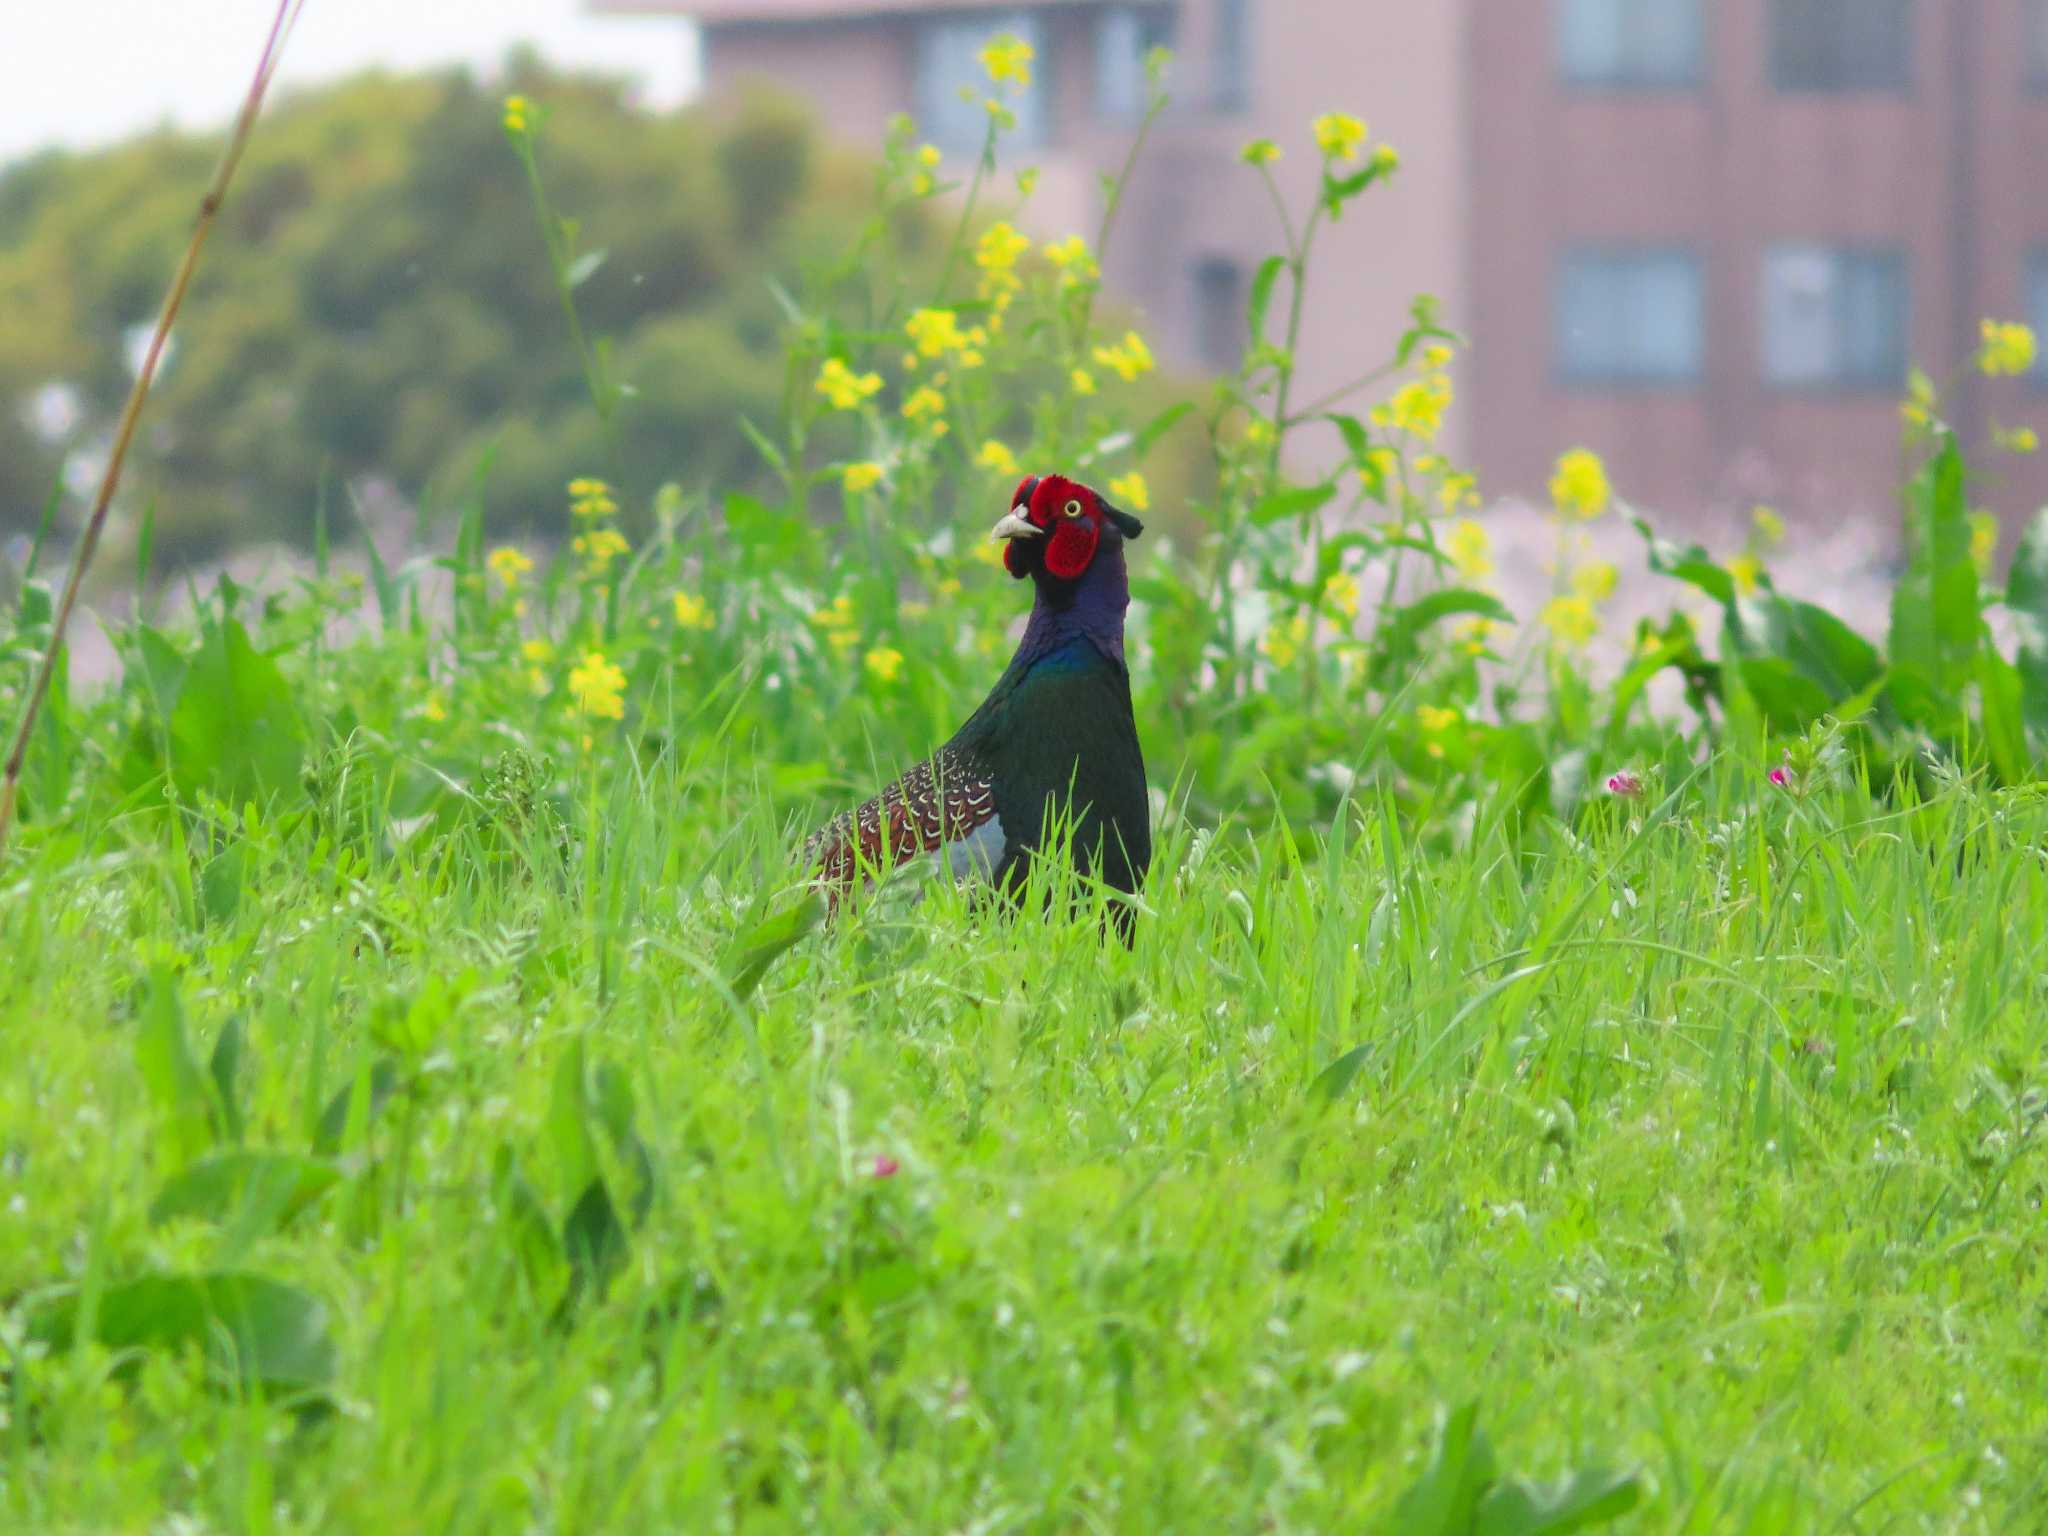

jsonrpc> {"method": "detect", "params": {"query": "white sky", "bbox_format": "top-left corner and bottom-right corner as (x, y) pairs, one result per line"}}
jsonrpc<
(0, 1), (700, 165)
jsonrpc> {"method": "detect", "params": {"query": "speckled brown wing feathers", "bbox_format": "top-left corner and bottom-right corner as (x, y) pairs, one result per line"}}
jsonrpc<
(804, 743), (1002, 903)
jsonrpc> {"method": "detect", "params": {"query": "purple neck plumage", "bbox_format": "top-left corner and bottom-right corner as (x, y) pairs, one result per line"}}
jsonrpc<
(1015, 536), (1131, 670)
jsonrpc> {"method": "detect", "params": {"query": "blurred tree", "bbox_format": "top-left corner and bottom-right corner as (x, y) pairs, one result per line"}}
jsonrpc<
(0, 65), (906, 561)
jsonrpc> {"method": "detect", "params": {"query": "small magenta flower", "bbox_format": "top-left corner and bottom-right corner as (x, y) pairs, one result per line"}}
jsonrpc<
(871, 1154), (900, 1179)
(1768, 764), (1792, 790)
(1606, 770), (1643, 799)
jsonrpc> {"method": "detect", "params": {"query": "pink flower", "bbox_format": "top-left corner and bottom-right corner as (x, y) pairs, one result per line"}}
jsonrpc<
(871, 1154), (900, 1179)
(1605, 770), (1643, 799)
(1768, 765), (1792, 790)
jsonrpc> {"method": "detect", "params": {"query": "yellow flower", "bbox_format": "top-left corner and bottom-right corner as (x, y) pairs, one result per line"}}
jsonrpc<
(1240, 138), (1281, 167)
(843, 461), (885, 493)
(911, 172), (936, 197)
(979, 34), (1035, 87)
(423, 689), (448, 723)
(1979, 320), (2038, 378)
(1313, 113), (1368, 162)
(1092, 331), (1155, 383)
(902, 386), (947, 423)
(969, 539), (1008, 570)
(569, 477), (618, 520)
(917, 144), (941, 169)
(864, 646), (905, 684)
(673, 591), (713, 631)
(1541, 595), (1600, 647)
(975, 221), (1031, 273)
(1370, 143), (1400, 176)
(1751, 505), (1786, 547)
(1381, 375), (1452, 444)
(1259, 614), (1311, 669)
(502, 95), (530, 134)
(1549, 448), (1611, 520)
(1996, 425), (2040, 455)
(573, 527), (629, 574)
(1727, 552), (1762, 596)
(815, 358), (883, 411)
(1452, 616), (1497, 657)
(487, 545), (534, 591)
(1422, 344), (1454, 371)
(1071, 368), (1098, 397)
(521, 638), (554, 664)
(1446, 518), (1492, 582)
(1573, 560), (1618, 603)
(977, 440), (1021, 478)
(1438, 470), (1480, 512)
(1043, 235), (1098, 281)
(1108, 471), (1151, 512)
(906, 307), (969, 358)
(1416, 704), (1460, 734)
(811, 593), (856, 629)
(567, 651), (627, 721)
(1969, 511), (2000, 578)
(1324, 569), (1361, 619)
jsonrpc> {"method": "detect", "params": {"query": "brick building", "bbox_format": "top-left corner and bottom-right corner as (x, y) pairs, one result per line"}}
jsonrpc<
(597, 0), (2048, 528)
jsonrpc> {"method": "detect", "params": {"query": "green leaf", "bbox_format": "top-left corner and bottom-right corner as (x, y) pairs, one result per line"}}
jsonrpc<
(1392, 1400), (1496, 1535)
(166, 618), (305, 808)
(1307, 1044), (1373, 1108)
(725, 892), (825, 1003)
(136, 972), (215, 1170)
(1249, 481), (1337, 528)
(313, 1058), (400, 1155)
(491, 1145), (566, 1300)
(1246, 255), (1286, 344)
(208, 1016), (246, 1145)
(2003, 507), (2048, 738)
(1888, 433), (1978, 731)
(1633, 516), (1736, 606)
(1976, 644), (2031, 784)
(1475, 1465), (1642, 1535)
(29, 1272), (337, 1393)
(1734, 657), (1833, 733)
(150, 1151), (341, 1232)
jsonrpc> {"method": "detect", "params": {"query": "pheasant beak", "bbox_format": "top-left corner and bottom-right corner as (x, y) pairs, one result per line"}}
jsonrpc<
(989, 511), (1042, 543)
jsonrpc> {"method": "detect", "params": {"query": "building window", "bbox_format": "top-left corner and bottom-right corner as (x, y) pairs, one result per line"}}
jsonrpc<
(1769, 0), (1913, 92)
(2030, 251), (2048, 380)
(1194, 257), (1244, 372)
(1557, 0), (1704, 88)
(1761, 246), (1908, 389)
(1213, 0), (1252, 112)
(1097, 6), (1177, 121)
(916, 12), (1046, 156)
(1555, 249), (1705, 385)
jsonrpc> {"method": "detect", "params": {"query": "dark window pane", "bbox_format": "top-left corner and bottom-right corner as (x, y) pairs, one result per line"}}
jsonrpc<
(1762, 245), (1907, 387)
(1556, 250), (1706, 384)
(1097, 5), (1177, 121)
(1194, 257), (1244, 372)
(1771, 0), (1913, 91)
(1214, 0), (1251, 112)
(1559, 0), (1703, 86)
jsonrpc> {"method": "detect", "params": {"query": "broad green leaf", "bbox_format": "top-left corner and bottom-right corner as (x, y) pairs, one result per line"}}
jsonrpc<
(208, 1016), (246, 1145)
(1307, 1044), (1373, 1107)
(136, 972), (215, 1170)
(1888, 433), (1978, 731)
(30, 1272), (337, 1393)
(1976, 644), (2030, 784)
(1735, 657), (1833, 733)
(1248, 482), (1337, 528)
(1392, 1399), (1495, 1535)
(725, 892), (825, 1003)
(150, 1151), (341, 1232)
(313, 1057), (400, 1154)
(491, 1145), (566, 1301)
(1475, 1464), (1642, 1535)
(166, 618), (304, 808)
(1246, 255), (1286, 344)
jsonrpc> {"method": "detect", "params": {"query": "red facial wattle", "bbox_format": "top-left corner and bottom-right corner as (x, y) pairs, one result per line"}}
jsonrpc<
(1043, 513), (1099, 579)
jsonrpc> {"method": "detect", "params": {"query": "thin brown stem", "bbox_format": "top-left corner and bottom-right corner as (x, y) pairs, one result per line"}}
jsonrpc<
(0, 0), (305, 857)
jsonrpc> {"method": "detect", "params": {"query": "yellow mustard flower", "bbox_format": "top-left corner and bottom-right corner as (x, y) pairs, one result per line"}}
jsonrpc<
(487, 546), (534, 591)
(1549, 449), (1611, 520)
(979, 34), (1035, 87)
(1313, 113), (1368, 162)
(1979, 320), (2038, 379)
(1573, 560), (1618, 604)
(567, 651), (627, 721)
(1996, 425), (2040, 455)
(1043, 235), (1099, 281)
(976, 221), (1031, 273)
(1541, 595), (1600, 647)
(569, 478), (618, 520)
(572, 527), (630, 574)
(843, 461), (885, 493)
(977, 440), (1021, 478)
(1324, 569), (1361, 619)
(1071, 368), (1098, 397)
(1093, 331), (1156, 383)
(1416, 704), (1460, 734)
(1969, 511), (2000, 578)
(423, 689), (448, 723)
(1446, 519), (1492, 582)
(917, 144), (942, 169)
(673, 591), (713, 631)
(902, 386), (947, 423)
(1241, 138), (1281, 167)
(1260, 613), (1311, 669)
(502, 95), (530, 135)
(907, 307), (969, 358)
(1370, 143), (1400, 176)
(1108, 471), (1151, 512)
(815, 358), (883, 411)
(1453, 616), (1496, 657)
(1421, 344), (1455, 371)
(864, 646), (905, 684)
(1752, 505), (1786, 547)
(1727, 552), (1762, 596)
(1438, 470), (1481, 512)
(1378, 375), (1452, 444)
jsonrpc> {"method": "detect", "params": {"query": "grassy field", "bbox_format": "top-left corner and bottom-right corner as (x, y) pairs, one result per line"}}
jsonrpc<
(4, 706), (2045, 1531)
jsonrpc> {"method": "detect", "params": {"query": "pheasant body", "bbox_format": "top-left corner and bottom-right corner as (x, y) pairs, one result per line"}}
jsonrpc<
(804, 474), (1151, 935)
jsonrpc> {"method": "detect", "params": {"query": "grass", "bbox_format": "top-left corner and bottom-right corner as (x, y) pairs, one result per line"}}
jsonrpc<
(4, 719), (2046, 1533)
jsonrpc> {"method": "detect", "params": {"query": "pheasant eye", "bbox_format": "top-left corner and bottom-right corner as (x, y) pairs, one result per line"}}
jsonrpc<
(1063, 499), (1085, 519)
